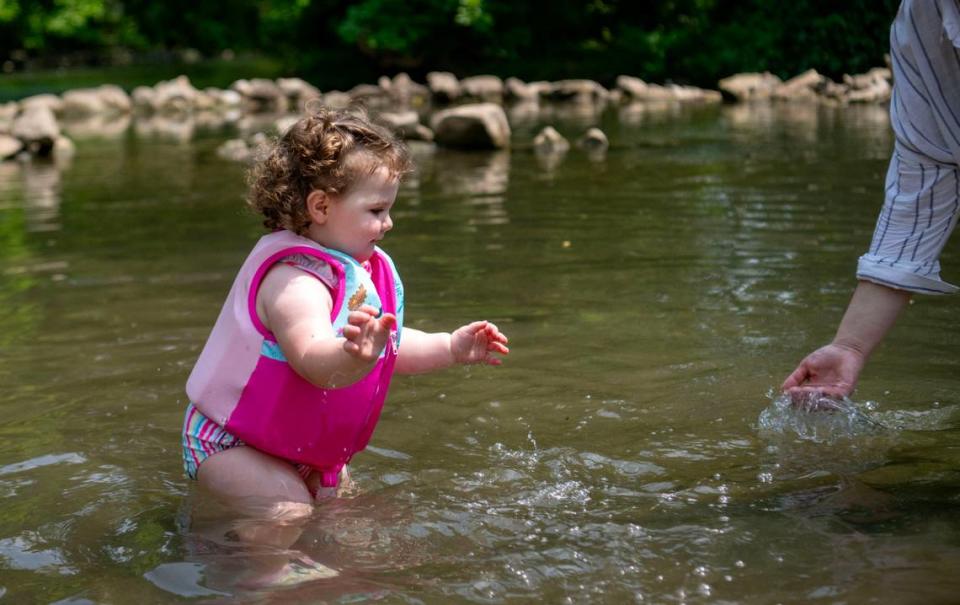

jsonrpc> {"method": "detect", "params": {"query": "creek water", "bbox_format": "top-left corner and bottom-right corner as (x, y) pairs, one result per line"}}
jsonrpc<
(0, 100), (958, 603)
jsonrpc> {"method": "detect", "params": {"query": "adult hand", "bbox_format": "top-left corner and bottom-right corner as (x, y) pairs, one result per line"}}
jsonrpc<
(341, 304), (396, 362)
(450, 321), (510, 365)
(781, 343), (866, 398)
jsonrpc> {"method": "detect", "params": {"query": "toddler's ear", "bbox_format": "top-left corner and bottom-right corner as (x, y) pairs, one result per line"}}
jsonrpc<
(306, 190), (329, 224)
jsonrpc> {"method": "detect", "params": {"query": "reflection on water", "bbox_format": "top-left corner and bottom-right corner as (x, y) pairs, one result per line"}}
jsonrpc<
(0, 101), (958, 603)
(61, 113), (132, 140)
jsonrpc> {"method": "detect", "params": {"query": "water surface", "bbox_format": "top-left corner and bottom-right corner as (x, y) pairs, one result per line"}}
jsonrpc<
(1, 101), (958, 603)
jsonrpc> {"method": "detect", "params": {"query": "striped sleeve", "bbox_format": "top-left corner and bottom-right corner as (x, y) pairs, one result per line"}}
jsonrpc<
(858, 148), (959, 294)
(860, 0), (960, 294)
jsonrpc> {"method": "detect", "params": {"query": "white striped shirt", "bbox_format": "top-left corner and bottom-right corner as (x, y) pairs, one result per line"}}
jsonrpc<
(858, 0), (960, 294)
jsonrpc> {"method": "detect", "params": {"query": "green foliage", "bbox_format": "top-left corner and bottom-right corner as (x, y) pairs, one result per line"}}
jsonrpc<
(0, 0), (901, 87)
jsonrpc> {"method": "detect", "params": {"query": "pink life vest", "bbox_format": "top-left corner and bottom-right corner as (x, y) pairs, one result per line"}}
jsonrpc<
(186, 230), (404, 487)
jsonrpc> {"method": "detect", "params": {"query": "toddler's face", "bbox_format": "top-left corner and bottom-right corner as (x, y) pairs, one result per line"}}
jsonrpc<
(319, 166), (399, 262)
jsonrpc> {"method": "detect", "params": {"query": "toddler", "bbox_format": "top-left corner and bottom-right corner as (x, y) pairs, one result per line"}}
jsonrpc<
(180, 108), (508, 584)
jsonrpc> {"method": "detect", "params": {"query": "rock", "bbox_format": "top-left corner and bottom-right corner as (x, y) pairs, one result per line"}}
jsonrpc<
(379, 112), (435, 141)
(431, 103), (511, 149)
(233, 78), (288, 113)
(274, 115), (299, 135)
(217, 138), (251, 162)
(461, 75), (504, 103)
(616, 75), (650, 99)
(426, 71), (462, 103)
(846, 76), (891, 103)
(60, 84), (130, 116)
(543, 79), (608, 104)
(504, 77), (540, 102)
(772, 69), (825, 101)
(532, 126), (569, 155)
(321, 91), (351, 110)
(96, 84), (131, 114)
(844, 67), (891, 90)
(577, 127), (609, 154)
(405, 124), (435, 142)
(378, 110), (418, 129)
(12, 106), (60, 156)
(52, 136), (75, 159)
(132, 85), (157, 110)
(669, 84), (722, 103)
(348, 83), (390, 108)
(718, 72), (783, 101)
(20, 94), (64, 115)
(0, 134), (23, 159)
(192, 90), (219, 111)
(277, 77), (321, 104)
(506, 101), (540, 126)
(0, 101), (17, 131)
(217, 89), (244, 108)
(385, 72), (429, 106)
(61, 89), (106, 116)
(154, 76), (200, 113)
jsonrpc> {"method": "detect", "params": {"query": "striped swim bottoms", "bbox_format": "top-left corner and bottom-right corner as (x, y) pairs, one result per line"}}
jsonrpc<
(181, 403), (245, 480)
(180, 404), (330, 487)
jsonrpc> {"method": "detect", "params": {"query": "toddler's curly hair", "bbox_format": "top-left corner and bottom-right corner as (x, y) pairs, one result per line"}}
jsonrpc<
(247, 107), (412, 234)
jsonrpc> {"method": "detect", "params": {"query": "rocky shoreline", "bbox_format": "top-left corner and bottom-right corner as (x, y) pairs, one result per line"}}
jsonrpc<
(0, 66), (892, 165)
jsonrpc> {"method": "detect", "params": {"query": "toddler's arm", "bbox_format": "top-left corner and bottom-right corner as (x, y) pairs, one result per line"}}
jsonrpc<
(258, 264), (395, 387)
(395, 321), (509, 374)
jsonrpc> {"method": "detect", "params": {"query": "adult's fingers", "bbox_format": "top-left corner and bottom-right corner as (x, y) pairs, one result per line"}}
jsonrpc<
(780, 364), (810, 391)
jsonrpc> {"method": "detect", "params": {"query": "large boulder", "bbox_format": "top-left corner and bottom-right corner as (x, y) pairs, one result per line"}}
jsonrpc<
(431, 103), (511, 149)
(718, 72), (783, 101)
(12, 106), (60, 155)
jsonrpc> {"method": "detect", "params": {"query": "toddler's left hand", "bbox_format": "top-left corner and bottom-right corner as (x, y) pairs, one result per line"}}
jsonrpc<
(451, 321), (509, 365)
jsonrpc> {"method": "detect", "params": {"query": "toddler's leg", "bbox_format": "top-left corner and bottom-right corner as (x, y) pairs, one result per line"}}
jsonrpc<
(197, 445), (313, 545)
(194, 446), (337, 588)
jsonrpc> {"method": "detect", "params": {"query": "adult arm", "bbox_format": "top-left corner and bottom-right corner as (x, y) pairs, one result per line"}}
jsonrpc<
(395, 321), (509, 374)
(782, 280), (911, 397)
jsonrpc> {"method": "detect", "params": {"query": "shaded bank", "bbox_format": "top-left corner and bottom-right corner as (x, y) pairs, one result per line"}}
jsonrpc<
(0, 1), (900, 90)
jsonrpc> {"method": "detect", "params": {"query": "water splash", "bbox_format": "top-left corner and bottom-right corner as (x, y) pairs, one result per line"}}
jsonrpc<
(758, 391), (890, 444)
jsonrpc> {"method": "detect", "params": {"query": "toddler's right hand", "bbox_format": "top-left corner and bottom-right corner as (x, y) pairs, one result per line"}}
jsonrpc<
(341, 304), (396, 363)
